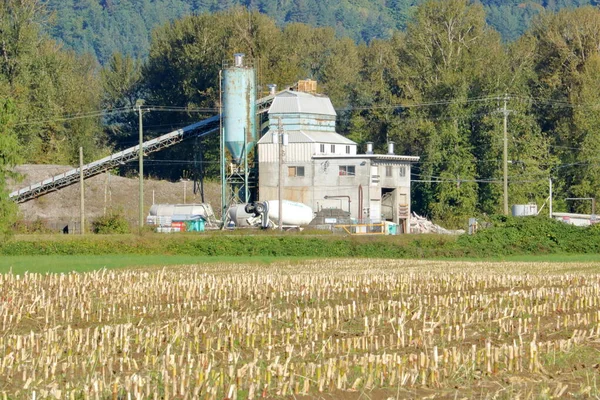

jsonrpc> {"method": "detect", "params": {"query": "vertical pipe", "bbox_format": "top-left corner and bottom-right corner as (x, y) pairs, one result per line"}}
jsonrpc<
(244, 128), (249, 202)
(103, 171), (108, 216)
(138, 105), (144, 230)
(220, 70), (226, 221)
(503, 95), (509, 215)
(278, 117), (283, 231)
(549, 177), (553, 219)
(79, 147), (84, 235)
(358, 185), (363, 223)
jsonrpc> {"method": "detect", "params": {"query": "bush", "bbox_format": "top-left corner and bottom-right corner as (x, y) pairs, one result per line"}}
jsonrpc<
(12, 218), (54, 234)
(91, 211), (130, 234)
(455, 215), (600, 256)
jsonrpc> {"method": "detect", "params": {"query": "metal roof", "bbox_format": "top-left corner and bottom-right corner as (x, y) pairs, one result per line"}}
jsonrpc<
(258, 130), (356, 145)
(268, 90), (337, 116)
(312, 154), (421, 162)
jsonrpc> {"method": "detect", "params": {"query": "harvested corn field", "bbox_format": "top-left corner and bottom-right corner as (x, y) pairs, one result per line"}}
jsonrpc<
(1, 260), (600, 399)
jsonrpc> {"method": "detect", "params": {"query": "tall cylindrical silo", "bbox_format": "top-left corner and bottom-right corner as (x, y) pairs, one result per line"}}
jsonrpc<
(222, 53), (256, 164)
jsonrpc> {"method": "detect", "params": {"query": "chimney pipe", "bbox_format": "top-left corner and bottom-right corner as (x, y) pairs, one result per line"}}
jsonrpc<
(233, 53), (245, 67)
(387, 142), (395, 155)
(366, 142), (373, 155)
(268, 84), (277, 95)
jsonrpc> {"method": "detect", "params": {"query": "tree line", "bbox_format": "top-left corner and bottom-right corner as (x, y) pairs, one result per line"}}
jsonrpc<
(41, 0), (600, 65)
(2, 0), (600, 230)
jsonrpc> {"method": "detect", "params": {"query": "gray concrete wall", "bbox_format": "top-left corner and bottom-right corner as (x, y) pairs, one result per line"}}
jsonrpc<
(259, 154), (413, 228)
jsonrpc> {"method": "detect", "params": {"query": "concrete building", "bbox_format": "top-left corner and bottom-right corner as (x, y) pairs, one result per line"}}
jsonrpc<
(257, 88), (420, 232)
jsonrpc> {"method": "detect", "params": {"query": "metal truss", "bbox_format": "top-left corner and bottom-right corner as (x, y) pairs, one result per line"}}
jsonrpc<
(10, 116), (220, 203)
(10, 93), (276, 204)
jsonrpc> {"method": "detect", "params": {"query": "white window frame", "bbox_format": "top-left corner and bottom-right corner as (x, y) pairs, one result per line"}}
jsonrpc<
(339, 165), (356, 176)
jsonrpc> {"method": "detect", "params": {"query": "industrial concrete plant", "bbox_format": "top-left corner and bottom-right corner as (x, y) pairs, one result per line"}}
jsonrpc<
(10, 53), (420, 233)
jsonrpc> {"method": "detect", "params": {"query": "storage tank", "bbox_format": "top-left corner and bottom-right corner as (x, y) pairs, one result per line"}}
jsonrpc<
(147, 203), (215, 226)
(512, 203), (538, 217)
(222, 53), (256, 164)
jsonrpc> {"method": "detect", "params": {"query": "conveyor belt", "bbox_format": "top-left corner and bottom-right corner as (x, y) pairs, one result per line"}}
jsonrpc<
(9, 116), (219, 203)
(10, 92), (278, 203)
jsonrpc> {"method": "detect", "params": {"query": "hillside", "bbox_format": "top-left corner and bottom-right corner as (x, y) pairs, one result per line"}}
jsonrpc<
(42, 0), (597, 64)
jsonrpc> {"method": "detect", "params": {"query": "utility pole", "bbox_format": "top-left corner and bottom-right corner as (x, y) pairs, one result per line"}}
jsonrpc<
(278, 117), (284, 231)
(501, 95), (511, 215)
(137, 100), (144, 231)
(549, 177), (553, 218)
(79, 147), (84, 235)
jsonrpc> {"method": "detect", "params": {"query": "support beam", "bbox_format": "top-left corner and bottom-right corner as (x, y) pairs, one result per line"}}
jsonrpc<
(79, 147), (84, 235)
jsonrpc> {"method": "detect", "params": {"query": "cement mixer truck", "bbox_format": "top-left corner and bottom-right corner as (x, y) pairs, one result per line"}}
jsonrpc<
(227, 200), (314, 229)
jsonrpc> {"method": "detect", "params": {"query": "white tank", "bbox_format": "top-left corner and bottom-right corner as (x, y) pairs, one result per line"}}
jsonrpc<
(512, 203), (538, 217)
(266, 200), (314, 226)
(149, 204), (214, 218)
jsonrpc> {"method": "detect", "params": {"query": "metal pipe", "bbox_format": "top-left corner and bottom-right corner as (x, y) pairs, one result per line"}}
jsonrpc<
(549, 177), (553, 218)
(138, 102), (144, 231)
(219, 70), (226, 223)
(79, 147), (84, 234)
(358, 185), (363, 223)
(324, 195), (351, 214)
(278, 117), (284, 231)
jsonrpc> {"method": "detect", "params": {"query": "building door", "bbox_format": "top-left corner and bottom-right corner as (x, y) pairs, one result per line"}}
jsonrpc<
(397, 193), (409, 233)
(381, 188), (396, 221)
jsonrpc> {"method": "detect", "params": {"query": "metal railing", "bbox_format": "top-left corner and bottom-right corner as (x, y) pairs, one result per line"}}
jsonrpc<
(335, 223), (386, 235)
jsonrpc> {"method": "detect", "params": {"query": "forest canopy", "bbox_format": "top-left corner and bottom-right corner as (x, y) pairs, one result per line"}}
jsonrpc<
(40, 0), (600, 65)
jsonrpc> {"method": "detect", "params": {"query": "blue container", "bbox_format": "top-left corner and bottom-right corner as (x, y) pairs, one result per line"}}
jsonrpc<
(223, 54), (256, 164)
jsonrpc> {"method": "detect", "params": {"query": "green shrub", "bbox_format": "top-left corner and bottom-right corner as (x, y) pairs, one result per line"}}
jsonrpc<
(456, 215), (600, 256)
(91, 211), (130, 234)
(12, 218), (54, 234)
(2, 216), (599, 258)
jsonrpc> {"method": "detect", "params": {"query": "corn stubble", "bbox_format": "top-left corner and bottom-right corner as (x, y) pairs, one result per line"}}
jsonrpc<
(0, 260), (599, 399)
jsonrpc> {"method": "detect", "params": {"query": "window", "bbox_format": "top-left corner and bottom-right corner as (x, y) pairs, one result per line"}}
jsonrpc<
(339, 165), (356, 176)
(346, 145), (351, 154)
(288, 166), (305, 177)
(331, 144), (335, 153)
(385, 166), (393, 177)
(320, 144), (325, 153)
(399, 166), (406, 177)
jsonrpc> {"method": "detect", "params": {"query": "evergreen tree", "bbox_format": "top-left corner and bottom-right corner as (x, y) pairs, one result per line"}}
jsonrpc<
(0, 99), (21, 236)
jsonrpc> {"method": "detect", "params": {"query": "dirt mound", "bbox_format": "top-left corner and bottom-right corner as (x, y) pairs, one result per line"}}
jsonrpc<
(10, 165), (220, 230)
